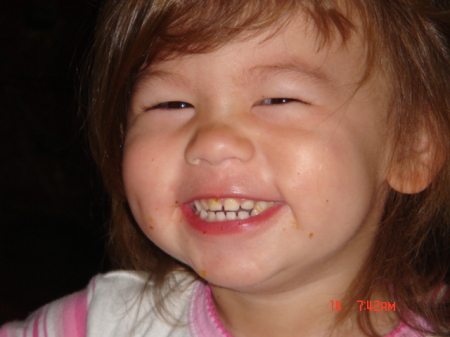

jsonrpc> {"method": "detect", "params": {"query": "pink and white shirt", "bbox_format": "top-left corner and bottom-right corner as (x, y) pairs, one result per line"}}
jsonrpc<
(0, 271), (432, 337)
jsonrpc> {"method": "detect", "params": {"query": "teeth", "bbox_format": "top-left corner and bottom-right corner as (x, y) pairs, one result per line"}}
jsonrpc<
(224, 198), (240, 211)
(194, 200), (202, 212)
(200, 199), (209, 209)
(238, 211), (249, 220)
(209, 198), (222, 211)
(226, 212), (237, 220)
(192, 198), (275, 223)
(255, 201), (270, 212)
(207, 211), (216, 222)
(216, 212), (226, 221)
(241, 200), (255, 210)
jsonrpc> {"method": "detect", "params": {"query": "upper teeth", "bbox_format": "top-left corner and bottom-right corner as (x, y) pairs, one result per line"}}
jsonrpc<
(193, 198), (274, 222)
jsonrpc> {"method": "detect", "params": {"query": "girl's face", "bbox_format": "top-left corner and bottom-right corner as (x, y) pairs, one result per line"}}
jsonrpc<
(124, 16), (391, 293)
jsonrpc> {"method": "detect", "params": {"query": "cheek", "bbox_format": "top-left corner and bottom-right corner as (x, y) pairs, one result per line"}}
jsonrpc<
(122, 137), (180, 231)
(122, 142), (190, 262)
(269, 130), (384, 233)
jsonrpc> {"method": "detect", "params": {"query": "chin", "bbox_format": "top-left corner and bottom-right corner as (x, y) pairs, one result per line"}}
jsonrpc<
(192, 262), (284, 293)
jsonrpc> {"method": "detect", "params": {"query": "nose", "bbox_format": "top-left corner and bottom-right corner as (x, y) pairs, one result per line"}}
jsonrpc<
(185, 123), (255, 166)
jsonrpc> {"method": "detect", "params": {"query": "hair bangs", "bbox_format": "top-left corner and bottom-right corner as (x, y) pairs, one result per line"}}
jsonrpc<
(129, 0), (364, 66)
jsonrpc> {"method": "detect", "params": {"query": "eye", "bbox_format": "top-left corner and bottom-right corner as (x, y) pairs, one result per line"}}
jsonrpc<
(260, 98), (293, 105)
(149, 101), (193, 110)
(259, 98), (309, 105)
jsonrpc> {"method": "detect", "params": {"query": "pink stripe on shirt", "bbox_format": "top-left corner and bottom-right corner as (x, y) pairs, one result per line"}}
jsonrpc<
(42, 305), (49, 337)
(32, 309), (43, 337)
(0, 288), (89, 337)
(61, 289), (89, 337)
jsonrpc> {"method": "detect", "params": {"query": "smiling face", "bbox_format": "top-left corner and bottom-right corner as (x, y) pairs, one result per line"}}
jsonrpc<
(123, 15), (391, 294)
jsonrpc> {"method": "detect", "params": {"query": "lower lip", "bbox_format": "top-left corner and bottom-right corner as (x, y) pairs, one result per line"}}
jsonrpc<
(181, 203), (283, 235)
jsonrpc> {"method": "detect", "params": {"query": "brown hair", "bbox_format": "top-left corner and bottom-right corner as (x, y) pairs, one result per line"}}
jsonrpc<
(87, 0), (450, 335)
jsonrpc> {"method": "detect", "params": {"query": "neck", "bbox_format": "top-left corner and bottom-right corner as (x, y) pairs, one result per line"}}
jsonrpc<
(209, 253), (397, 337)
(211, 275), (348, 337)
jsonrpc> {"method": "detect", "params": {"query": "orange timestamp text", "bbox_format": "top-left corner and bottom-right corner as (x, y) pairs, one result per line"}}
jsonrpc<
(330, 300), (396, 311)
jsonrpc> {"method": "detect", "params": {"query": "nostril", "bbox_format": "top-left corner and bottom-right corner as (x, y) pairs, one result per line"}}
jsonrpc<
(185, 124), (254, 166)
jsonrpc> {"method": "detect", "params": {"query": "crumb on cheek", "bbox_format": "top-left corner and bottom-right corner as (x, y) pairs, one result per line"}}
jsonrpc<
(148, 226), (154, 230)
(200, 270), (207, 278)
(290, 222), (300, 230)
(309, 232), (314, 238)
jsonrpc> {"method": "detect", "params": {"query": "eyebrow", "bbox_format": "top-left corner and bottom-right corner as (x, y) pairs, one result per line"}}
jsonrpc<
(247, 61), (331, 84)
(134, 69), (190, 92)
(135, 60), (331, 92)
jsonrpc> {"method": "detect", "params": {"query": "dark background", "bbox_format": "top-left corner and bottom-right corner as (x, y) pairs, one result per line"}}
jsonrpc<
(0, 0), (110, 324)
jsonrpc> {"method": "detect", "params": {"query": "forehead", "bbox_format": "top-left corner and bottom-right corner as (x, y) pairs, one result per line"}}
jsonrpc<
(137, 15), (368, 94)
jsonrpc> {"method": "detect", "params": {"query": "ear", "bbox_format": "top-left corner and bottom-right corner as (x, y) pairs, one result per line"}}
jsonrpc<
(387, 130), (439, 194)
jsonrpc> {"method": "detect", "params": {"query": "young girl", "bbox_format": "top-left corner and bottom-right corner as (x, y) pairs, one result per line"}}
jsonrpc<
(1, 0), (449, 336)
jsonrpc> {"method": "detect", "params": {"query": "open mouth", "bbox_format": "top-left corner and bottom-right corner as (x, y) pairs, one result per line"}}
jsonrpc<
(191, 198), (275, 223)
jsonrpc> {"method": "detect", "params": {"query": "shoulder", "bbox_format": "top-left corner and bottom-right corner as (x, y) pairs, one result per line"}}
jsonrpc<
(385, 283), (449, 337)
(385, 323), (433, 337)
(384, 307), (444, 337)
(87, 270), (197, 336)
(0, 279), (91, 337)
(0, 270), (198, 337)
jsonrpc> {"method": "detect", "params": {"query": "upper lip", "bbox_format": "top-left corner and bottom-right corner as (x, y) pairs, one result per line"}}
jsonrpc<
(183, 194), (280, 204)
(177, 171), (283, 205)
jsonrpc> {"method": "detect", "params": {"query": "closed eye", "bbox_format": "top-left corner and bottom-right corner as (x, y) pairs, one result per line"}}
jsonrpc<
(148, 101), (193, 110)
(259, 98), (309, 105)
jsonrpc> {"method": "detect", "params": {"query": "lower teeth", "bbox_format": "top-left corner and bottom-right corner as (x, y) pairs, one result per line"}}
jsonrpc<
(198, 210), (252, 222)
